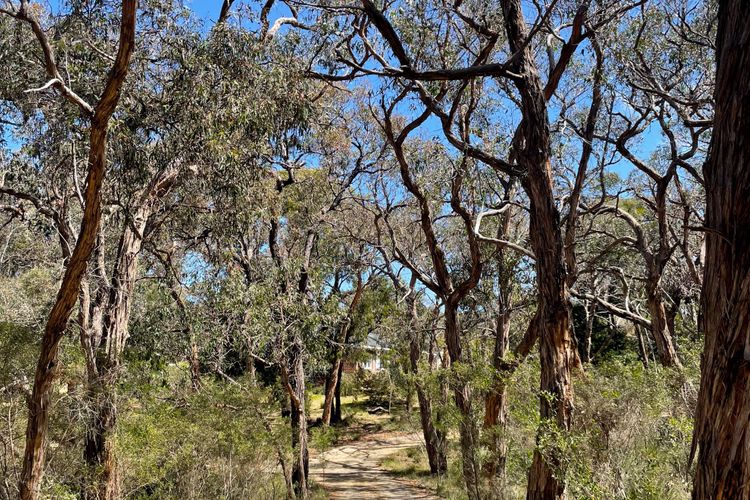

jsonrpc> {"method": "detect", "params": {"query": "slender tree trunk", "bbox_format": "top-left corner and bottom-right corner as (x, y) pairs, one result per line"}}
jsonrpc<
(635, 325), (650, 370)
(245, 334), (255, 387)
(691, 2), (750, 497)
(484, 210), (515, 484)
(483, 305), (511, 483)
(333, 362), (343, 424)
(322, 276), (363, 425)
(443, 306), (482, 500)
(18, 4), (136, 496)
(284, 341), (309, 499)
(84, 244), (138, 497)
(321, 359), (342, 425)
(414, 383), (447, 474)
(646, 280), (681, 368)
(582, 300), (594, 363)
(190, 342), (202, 390)
(407, 293), (447, 475)
(513, 58), (574, 500)
(321, 319), (351, 425)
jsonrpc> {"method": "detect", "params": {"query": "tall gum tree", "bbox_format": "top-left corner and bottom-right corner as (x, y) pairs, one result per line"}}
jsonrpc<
(375, 99), (484, 495)
(691, 1), (750, 497)
(0, 1), (137, 497)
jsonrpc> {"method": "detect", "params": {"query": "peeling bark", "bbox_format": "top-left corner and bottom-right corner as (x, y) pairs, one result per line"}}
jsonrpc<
(498, 1), (576, 497)
(691, 2), (750, 497)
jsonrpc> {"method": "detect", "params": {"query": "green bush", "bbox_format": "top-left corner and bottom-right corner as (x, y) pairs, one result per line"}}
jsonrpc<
(357, 370), (393, 407)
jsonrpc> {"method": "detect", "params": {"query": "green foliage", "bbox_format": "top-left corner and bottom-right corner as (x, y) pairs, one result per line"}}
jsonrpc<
(357, 370), (395, 407)
(414, 355), (699, 499)
(309, 424), (340, 452)
(118, 368), (291, 499)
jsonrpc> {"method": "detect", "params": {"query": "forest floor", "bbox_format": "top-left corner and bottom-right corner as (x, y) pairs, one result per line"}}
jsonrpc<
(310, 430), (439, 499)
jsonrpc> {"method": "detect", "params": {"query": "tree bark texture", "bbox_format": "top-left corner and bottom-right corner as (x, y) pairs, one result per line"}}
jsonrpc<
(498, 1), (576, 497)
(691, 2), (750, 498)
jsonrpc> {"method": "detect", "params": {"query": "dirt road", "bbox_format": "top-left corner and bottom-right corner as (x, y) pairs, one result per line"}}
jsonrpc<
(310, 432), (438, 499)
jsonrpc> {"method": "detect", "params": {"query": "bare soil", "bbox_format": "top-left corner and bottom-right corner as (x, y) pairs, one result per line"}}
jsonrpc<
(310, 431), (438, 499)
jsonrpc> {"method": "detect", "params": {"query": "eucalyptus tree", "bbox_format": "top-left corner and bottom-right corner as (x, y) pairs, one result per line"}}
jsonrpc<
(367, 222), (451, 475)
(70, 11), (301, 496)
(373, 103), (486, 495)
(212, 88), (378, 497)
(0, 0), (136, 496)
(319, 246), (374, 426)
(83, 20), (315, 497)
(691, 1), (750, 497)
(2, 1), (314, 495)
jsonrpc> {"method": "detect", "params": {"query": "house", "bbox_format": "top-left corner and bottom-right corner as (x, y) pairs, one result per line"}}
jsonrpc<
(343, 332), (388, 373)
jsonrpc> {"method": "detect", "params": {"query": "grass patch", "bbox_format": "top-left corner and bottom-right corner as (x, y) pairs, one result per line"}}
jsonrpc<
(378, 445), (465, 499)
(380, 446), (432, 478)
(308, 392), (416, 449)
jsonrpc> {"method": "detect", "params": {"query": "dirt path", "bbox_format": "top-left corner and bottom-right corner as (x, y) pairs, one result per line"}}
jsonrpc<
(310, 431), (438, 499)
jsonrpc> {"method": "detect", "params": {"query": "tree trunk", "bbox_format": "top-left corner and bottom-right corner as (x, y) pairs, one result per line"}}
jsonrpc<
(646, 280), (681, 368)
(321, 359), (342, 425)
(190, 342), (202, 390)
(444, 306), (482, 500)
(691, 2), (750, 497)
(582, 300), (594, 364)
(517, 77), (574, 500)
(407, 294), (447, 475)
(483, 305), (511, 483)
(83, 238), (139, 497)
(510, 51), (573, 500)
(498, 0), (576, 497)
(83, 379), (118, 500)
(333, 362), (343, 424)
(18, 4), (136, 497)
(322, 319), (351, 425)
(322, 276), (363, 425)
(284, 342), (309, 499)
(636, 325), (650, 370)
(666, 293), (681, 341)
(414, 383), (447, 475)
(484, 210), (515, 484)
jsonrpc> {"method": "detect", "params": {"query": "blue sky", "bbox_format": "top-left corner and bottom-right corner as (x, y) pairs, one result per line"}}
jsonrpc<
(3, 0), (672, 185)
(183, 0), (227, 24)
